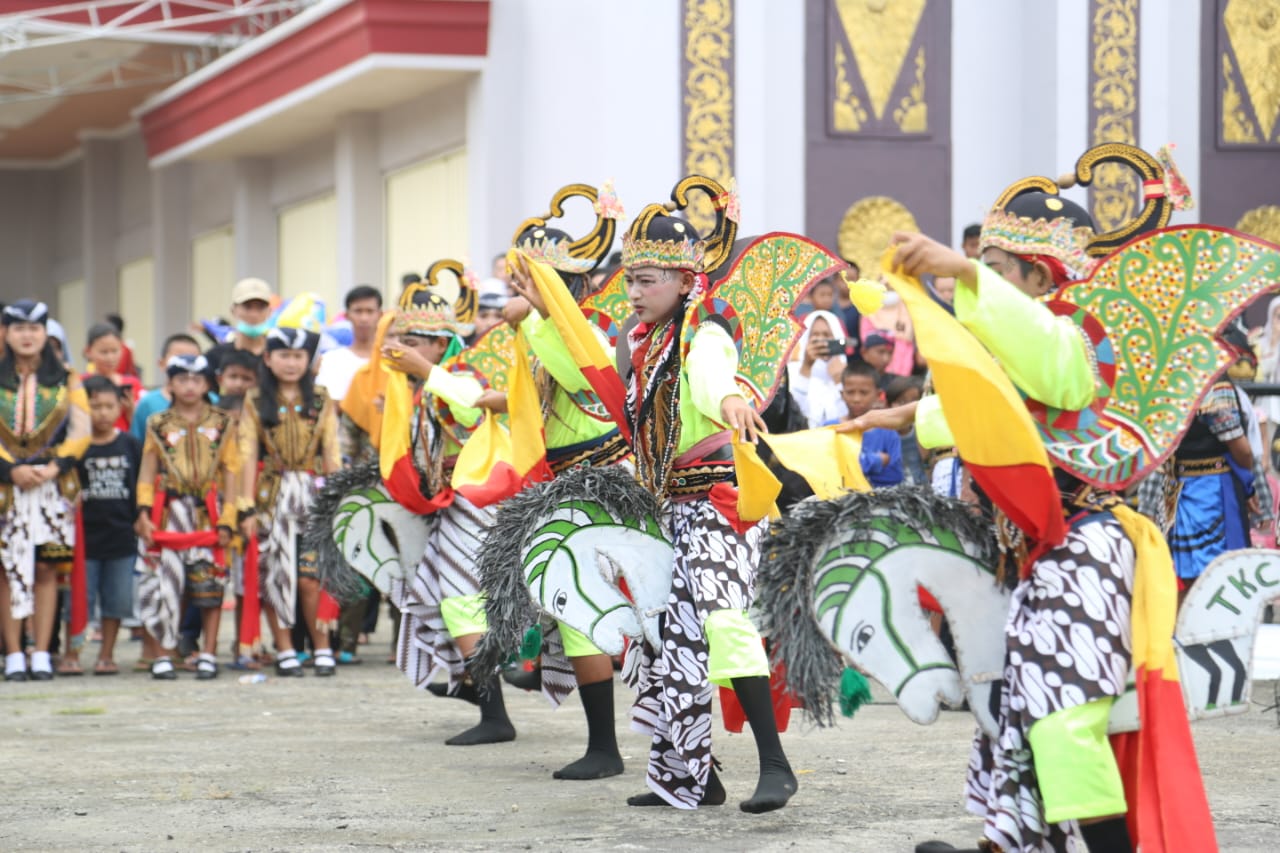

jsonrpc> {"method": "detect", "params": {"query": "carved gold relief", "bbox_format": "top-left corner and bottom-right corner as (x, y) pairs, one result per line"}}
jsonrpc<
(1089, 0), (1140, 233)
(1223, 54), (1261, 142)
(832, 0), (927, 124)
(1223, 0), (1280, 143)
(683, 0), (733, 236)
(1237, 205), (1280, 244)
(833, 43), (869, 132)
(893, 46), (927, 133)
(837, 195), (919, 273)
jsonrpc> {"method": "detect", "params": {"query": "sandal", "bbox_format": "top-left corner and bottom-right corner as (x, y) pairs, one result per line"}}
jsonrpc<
(93, 659), (119, 676)
(57, 657), (84, 676)
(133, 657), (154, 673)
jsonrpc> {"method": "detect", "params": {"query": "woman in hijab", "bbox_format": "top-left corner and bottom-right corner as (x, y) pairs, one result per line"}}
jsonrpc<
(787, 310), (849, 427)
(1257, 296), (1280, 465)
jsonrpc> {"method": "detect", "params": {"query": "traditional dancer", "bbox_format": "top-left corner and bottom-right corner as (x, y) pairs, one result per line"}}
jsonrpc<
(379, 281), (513, 745)
(499, 183), (630, 779)
(135, 354), (241, 680)
(0, 300), (90, 682)
(239, 328), (341, 677)
(508, 176), (849, 812)
(842, 144), (1262, 852)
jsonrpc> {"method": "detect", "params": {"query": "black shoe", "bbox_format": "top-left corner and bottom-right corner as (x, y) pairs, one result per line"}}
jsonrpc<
(151, 659), (178, 681)
(29, 669), (54, 682)
(4, 670), (27, 683)
(195, 660), (219, 680)
(313, 652), (336, 677)
(275, 661), (305, 677)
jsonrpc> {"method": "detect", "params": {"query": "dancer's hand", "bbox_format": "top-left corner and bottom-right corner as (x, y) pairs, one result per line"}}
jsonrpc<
(382, 341), (433, 379)
(503, 297), (532, 328)
(837, 401), (919, 434)
(722, 395), (766, 443)
(476, 390), (508, 413)
(889, 232), (974, 285)
(507, 258), (549, 319)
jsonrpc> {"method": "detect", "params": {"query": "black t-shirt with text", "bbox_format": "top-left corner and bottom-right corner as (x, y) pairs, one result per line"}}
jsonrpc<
(76, 431), (142, 560)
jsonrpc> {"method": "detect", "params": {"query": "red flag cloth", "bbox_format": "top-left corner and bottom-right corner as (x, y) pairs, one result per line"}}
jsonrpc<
(70, 506), (88, 641)
(707, 482), (759, 536)
(719, 655), (799, 733)
(239, 537), (261, 654)
(316, 590), (341, 633)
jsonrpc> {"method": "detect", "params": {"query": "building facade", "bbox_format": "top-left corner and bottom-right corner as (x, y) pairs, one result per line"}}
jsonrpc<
(0, 0), (1274, 379)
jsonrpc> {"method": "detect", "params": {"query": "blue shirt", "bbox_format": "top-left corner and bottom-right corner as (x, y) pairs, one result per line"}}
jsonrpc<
(821, 419), (904, 488)
(129, 389), (171, 441)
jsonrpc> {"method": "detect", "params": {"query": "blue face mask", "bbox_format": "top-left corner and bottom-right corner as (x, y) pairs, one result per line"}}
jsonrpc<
(235, 321), (271, 338)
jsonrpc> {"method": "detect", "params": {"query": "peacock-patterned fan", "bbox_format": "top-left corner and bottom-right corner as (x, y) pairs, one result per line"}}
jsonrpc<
(681, 233), (845, 409)
(1033, 226), (1280, 489)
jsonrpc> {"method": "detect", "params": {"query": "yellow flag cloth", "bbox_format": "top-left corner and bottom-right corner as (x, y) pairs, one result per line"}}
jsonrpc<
(731, 436), (782, 522)
(759, 428), (872, 497)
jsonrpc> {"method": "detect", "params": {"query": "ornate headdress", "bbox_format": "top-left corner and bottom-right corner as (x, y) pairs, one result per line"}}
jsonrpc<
(390, 270), (474, 339)
(982, 142), (1193, 284)
(165, 353), (212, 380)
(621, 175), (740, 275)
(512, 181), (623, 275)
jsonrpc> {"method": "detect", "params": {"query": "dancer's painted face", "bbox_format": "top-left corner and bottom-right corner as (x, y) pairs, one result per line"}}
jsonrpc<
(626, 267), (694, 325)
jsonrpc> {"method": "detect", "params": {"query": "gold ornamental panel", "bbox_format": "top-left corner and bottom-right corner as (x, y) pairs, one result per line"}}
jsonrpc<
(837, 195), (919, 274)
(1223, 0), (1280, 144)
(1236, 205), (1280, 244)
(1089, 0), (1140, 234)
(830, 0), (929, 135)
(683, 0), (734, 237)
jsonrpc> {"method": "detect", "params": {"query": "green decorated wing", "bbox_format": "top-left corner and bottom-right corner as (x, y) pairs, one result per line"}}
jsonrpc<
(1035, 226), (1280, 488)
(682, 232), (846, 408)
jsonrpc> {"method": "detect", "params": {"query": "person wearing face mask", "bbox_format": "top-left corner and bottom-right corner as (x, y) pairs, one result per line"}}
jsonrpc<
(205, 278), (275, 377)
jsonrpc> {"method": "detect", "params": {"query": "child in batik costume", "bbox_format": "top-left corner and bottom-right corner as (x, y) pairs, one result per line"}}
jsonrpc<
(239, 328), (341, 677)
(495, 184), (631, 779)
(881, 159), (1238, 852)
(135, 354), (241, 680)
(0, 300), (90, 682)
(379, 283), (512, 745)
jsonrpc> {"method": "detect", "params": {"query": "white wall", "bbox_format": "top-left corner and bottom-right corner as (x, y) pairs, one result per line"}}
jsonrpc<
(468, 0), (683, 265)
(950, 0), (1090, 241)
(1140, 0), (1201, 226)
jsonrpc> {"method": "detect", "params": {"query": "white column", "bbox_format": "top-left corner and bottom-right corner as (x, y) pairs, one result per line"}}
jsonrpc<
(80, 135), (118, 324)
(334, 112), (382, 298)
(1140, 0), (1201, 224)
(151, 162), (192, 343)
(735, 0), (806, 235)
(232, 157), (278, 286)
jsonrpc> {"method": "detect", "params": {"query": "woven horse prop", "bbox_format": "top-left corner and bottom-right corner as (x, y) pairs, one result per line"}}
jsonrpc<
(469, 466), (673, 675)
(758, 488), (1278, 738)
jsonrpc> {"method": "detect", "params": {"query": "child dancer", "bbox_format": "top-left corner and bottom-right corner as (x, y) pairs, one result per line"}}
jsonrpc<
(134, 355), (240, 680)
(239, 328), (340, 677)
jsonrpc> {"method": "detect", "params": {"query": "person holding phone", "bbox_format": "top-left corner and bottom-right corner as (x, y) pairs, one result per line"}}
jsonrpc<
(786, 310), (850, 427)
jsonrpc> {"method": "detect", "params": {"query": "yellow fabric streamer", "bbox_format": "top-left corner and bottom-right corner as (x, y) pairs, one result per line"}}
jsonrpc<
(1110, 504), (1180, 680)
(731, 436), (782, 521)
(378, 370), (414, 482)
(844, 273), (887, 315)
(342, 311), (396, 447)
(760, 428), (872, 497)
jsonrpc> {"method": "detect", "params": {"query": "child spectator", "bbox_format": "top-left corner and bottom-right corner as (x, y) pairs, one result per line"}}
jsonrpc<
(884, 375), (926, 486)
(830, 360), (902, 488)
(130, 333), (202, 442)
(214, 349), (257, 669)
(84, 323), (142, 431)
(135, 355), (241, 680)
(75, 376), (141, 675)
(860, 331), (896, 377)
(795, 276), (838, 319)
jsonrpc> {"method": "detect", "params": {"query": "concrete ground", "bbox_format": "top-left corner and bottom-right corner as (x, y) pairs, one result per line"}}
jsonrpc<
(2, 617), (1277, 852)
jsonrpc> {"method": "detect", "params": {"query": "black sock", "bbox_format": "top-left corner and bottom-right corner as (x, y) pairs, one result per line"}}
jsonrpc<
(445, 676), (516, 746)
(731, 675), (797, 814)
(1079, 817), (1133, 853)
(553, 678), (623, 780)
(427, 679), (480, 705)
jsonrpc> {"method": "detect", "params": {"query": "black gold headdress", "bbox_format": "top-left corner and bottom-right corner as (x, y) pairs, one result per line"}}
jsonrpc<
(512, 181), (623, 275)
(621, 175), (739, 275)
(391, 262), (476, 338)
(981, 142), (1194, 278)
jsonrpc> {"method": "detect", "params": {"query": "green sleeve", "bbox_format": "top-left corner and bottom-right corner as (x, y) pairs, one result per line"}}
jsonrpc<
(686, 322), (745, 423)
(954, 261), (1097, 411)
(524, 312), (594, 394)
(915, 395), (955, 450)
(425, 367), (484, 428)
